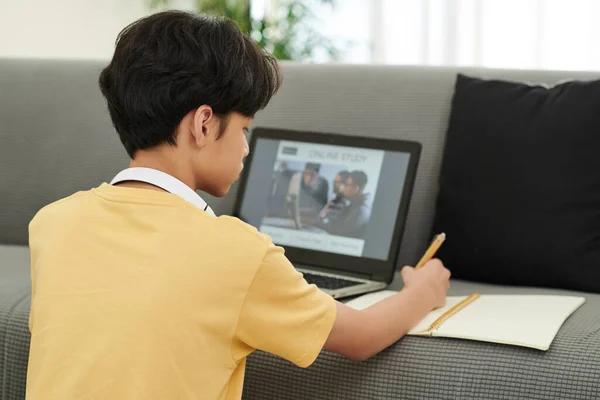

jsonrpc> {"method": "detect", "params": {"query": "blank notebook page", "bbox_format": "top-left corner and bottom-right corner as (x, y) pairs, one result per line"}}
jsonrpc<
(414, 295), (585, 350)
(346, 292), (585, 350)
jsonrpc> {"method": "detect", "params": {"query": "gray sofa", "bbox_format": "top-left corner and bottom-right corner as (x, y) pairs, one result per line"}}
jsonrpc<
(1, 58), (599, 399)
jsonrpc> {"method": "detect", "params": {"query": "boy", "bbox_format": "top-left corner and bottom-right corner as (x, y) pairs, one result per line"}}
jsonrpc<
(27, 11), (450, 400)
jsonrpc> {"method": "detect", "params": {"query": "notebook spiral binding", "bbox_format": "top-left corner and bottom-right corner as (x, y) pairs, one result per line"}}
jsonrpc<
(427, 292), (481, 332)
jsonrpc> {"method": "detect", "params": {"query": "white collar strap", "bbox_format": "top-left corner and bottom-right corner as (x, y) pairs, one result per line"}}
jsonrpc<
(110, 167), (215, 216)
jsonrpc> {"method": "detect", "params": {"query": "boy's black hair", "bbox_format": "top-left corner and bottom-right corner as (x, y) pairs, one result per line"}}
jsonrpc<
(349, 170), (368, 191)
(99, 10), (281, 158)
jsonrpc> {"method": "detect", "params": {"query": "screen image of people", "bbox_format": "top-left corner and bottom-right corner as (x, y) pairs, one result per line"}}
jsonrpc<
(267, 162), (329, 225)
(265, 162), (373, 239)
(319, 170), (371, 238)
(259, 141), (385, 256)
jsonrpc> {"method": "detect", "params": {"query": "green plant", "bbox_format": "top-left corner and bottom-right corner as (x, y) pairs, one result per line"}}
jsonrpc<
(148, 0), (341, 61)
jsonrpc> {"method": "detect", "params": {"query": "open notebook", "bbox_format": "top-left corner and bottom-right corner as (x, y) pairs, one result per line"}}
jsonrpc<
(345, 291), (585, 350)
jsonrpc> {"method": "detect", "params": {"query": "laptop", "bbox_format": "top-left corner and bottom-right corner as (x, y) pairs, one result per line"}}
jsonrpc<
(233, 127), (421, 299)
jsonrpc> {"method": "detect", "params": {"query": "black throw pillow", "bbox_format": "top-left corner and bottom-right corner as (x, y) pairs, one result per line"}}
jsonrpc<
(433, 74), (600, 293)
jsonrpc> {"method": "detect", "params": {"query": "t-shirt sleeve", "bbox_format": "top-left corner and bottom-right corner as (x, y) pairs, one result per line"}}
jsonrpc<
(235, 242), (337, 368)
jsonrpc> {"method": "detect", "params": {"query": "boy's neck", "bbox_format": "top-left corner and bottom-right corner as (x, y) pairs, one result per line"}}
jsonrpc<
(116, 150), (198, 192)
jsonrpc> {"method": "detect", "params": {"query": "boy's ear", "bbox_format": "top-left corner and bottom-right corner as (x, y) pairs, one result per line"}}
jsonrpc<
(191, 105), (216, 148)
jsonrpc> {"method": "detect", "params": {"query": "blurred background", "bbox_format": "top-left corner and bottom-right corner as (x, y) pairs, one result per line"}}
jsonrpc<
(1, 0), (599, 71)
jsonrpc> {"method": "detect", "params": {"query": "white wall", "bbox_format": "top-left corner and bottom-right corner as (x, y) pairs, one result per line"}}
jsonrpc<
(0, 0), (193, 59)
(0, 0), (368, 62)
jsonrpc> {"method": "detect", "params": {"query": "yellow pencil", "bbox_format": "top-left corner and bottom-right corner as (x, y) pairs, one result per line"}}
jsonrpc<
(415, 233), (446, 270)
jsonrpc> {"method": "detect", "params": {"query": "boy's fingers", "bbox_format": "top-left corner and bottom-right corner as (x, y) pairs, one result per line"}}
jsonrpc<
(400, 266), (415, 282)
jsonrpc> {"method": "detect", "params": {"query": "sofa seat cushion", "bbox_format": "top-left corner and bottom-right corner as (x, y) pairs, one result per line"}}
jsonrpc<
(0, 245), (30, 400)
(243, 279), (600, 399)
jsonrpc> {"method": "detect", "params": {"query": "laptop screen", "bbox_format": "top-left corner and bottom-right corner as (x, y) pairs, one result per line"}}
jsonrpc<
(236, 135), (415, 262)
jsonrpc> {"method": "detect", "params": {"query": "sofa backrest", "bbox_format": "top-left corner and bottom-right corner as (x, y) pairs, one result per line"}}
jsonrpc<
(1, 58), (597, 267)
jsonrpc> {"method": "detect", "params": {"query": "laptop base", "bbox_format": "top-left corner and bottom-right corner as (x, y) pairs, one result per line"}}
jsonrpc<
(298, 268), (387, 299)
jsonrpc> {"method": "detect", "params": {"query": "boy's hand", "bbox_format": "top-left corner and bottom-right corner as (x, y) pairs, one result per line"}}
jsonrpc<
(401, 259), (451, 310)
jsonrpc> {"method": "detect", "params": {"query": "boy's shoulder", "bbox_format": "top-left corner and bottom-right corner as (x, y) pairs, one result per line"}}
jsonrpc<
(179, 214), (275, 263)
(29, 189), (272, 250)
(211, 215), (271, 246)
(30, 191), (88, 224)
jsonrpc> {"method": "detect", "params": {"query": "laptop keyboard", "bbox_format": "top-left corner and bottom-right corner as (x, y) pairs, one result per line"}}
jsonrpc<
(302, 272), (362, 290)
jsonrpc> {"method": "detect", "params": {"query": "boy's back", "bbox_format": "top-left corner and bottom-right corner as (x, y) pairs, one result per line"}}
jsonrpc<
(27, 183), (335, 399)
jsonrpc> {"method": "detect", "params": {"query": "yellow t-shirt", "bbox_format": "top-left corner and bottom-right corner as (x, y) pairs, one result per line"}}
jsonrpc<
(27, 183), (336, 400)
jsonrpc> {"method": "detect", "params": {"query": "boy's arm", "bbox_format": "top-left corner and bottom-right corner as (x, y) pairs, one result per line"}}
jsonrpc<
(233, 238), (448, 366)
(324, 261), (450, 361)
(233, 243), (337, 368)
